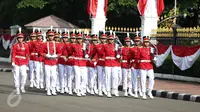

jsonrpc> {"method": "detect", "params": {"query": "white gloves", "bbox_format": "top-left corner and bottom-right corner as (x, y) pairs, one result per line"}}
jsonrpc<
(116, 55), (120, 59)
(153, 56), (157, 63)
(26, 66), (29, 70)
(94, 62), (97, 66)
(12, 62), (15, 66)
(85, 54), (89, 58)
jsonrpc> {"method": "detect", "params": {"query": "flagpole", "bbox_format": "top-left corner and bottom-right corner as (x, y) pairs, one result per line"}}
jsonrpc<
(174, 0), (177, 24)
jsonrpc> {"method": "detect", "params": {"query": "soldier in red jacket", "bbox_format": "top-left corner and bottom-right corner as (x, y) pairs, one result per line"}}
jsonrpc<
(101, 31), (121, 98)
(40, 29), (62, 96)
(11, 28), (29, 94)
(64, 31), (76, 95)
(121, 34), (134, 97)
(130, 36), (142, 98)
(58, 31), (69, 94)
(93, 33), (107, 96)
(138, 36), (155, 99)
(71, 32), (88, 97)
(87, 35), (98, 95)
(54, 30), (62, 92)
(27, 29), (37, 88)
(32, 29), (44, 89)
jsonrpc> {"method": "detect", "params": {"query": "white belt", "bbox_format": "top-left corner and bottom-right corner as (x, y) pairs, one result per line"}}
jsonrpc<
(15, 56), (26, 59)
(140, 60), (151, 62)
(31, 53), (38, 55)
(99, 58), (105, 61)
(105, 57), (116, 60)
(60, 56), (65, 58)
(121, 60), (128, 63)
(68, 56), (74, 59)
(131, 60), (135, 62)
(74, 57), (85, 60)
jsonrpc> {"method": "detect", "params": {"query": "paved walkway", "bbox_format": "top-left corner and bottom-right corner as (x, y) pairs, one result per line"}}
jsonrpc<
(154, 79), (200, 95)
(0, 72), (199, 112)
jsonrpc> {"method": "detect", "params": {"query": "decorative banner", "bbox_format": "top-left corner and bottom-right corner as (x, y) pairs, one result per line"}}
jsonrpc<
(87, 0), (108, 18)
(171, 45), (200, 71)
(1, 34), (15, 50)
(155, 44), (171, 67)
(137, 0), (165, 16)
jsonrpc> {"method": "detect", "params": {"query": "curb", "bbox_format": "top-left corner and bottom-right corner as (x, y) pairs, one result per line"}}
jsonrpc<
(0, 68), (12, 72)
(152, 90), (200, 103)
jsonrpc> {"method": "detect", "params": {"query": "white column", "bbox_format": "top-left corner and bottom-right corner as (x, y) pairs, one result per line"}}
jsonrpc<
(140, 0), (159, 40)
(90, 0), (107, 35)
(91, 17), (107, 35)
(10, 25), (21, 36)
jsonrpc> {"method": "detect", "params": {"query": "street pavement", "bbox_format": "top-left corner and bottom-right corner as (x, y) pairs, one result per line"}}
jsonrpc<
(0, 72), (199, 112)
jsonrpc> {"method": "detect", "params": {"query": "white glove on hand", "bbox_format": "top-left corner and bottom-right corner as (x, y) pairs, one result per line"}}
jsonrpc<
(63, 57), (68, 61)
(116, 55), (120, 59)
(153, 57), (157, 63)
(26, 66), (29, 70)
(94, 62), (97, 66)
(85, 54), (89, 58)
(51, 54), (58, 58)
(12, 62), (15, 67)
(46, 54), (51, 58)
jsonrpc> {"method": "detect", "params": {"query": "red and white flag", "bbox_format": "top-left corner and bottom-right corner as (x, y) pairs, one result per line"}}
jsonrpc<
(137, 0), (164, 16)
(87, 0), (108, 18)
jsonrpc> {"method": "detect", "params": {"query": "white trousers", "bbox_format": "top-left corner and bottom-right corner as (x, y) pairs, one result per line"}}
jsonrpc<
(140, 69), (155, 92)
(122, 68), (132, 90)
(29, 60), (35, 82)
(74, 66), (88, 90)
(44, 65), (57, 90)
(13, 65), (27, 88)
(66, 65), (74, 88)
(58, 64), (67, 88)
(117, 67), (122, 86)
(34, 61), (44, 85)
(131, 69), (141, 92)
(104, 66), (119, 92)
(96, 66), (106, 90)
(88, 67), (97, 89)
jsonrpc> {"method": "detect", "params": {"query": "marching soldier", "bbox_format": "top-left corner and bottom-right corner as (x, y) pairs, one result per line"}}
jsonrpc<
(11, 28), (29, 94)
(27, 29), (37, 88)
(121, 34), (134, 97)
(40, 29), (62, 96)
(32, 29), (44, 89)
(87, 35), (98, 95)
(71, 31), (88, 96)
(54, 30), (61, 92)
(63, 30), (76, 95)
(101, 31), (120, 98)
(93, 32), (107, 96)
(131, 36), (142, 98)
(58, 30), (69, 94)
(138, 36), (155, 99)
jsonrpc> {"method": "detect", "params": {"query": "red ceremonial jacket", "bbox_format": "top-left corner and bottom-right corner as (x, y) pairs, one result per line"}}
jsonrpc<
(71, 43), (87, 67)
(26, 40), (36, 61)
(92, 43), (105, 66)
(130, 46), (141, 69)
(120, 46), (131, 69)
(11, 42), (29, 66)
(40, 41), (61, 66)
(100, 43), (119, 67)
(138, 46), (153, 70)
(33, 40), (44, 62)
